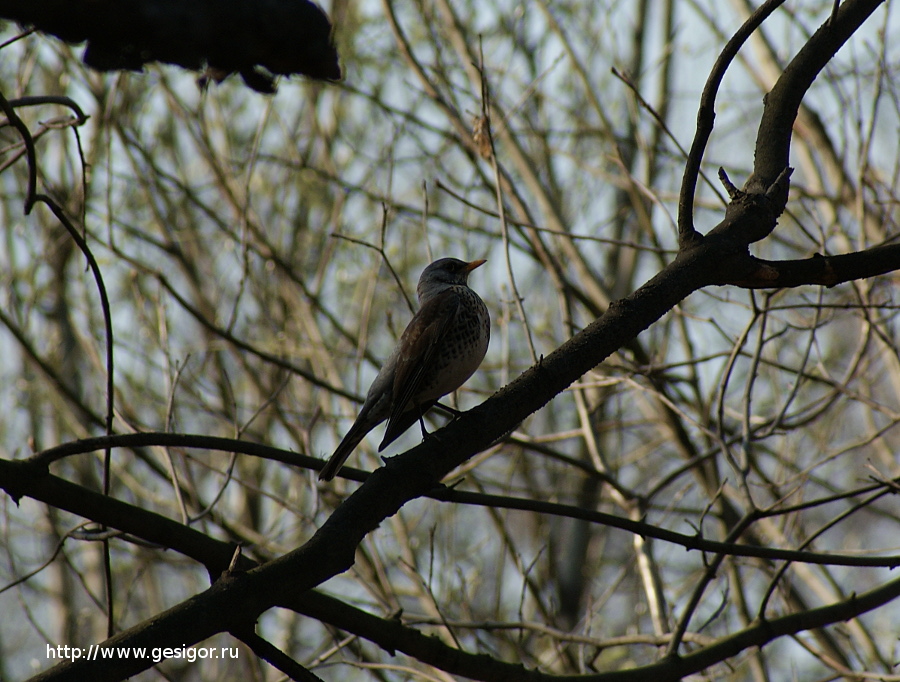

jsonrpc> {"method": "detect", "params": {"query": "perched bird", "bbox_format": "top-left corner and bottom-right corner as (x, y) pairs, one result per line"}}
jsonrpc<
(319, 258), (490, 481)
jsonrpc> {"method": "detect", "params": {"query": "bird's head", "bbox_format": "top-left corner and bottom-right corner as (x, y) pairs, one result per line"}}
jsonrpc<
(417, 258), (486, 301)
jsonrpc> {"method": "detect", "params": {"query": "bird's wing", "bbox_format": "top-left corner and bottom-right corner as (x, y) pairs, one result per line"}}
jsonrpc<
(382, 289), (460, 441)
(378, 398), (437, 452)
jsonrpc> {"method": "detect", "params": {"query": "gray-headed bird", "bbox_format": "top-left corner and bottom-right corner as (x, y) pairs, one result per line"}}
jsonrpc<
(319, 258), (490, 481)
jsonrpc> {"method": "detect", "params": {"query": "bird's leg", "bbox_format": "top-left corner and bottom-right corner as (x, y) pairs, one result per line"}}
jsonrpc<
(417, 405), (447, 444)
(417, 405), (431, 440)
(433, 401), (462, 418)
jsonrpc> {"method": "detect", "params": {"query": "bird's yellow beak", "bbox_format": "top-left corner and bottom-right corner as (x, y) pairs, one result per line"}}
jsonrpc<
(464, 259), (487, 272)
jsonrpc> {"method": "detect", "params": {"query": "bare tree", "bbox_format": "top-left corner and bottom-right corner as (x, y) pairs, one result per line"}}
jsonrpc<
(2, 0), (900, 680)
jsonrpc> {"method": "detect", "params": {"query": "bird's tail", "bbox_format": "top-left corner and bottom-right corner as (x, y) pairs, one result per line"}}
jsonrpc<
(319, 423), (369, 481)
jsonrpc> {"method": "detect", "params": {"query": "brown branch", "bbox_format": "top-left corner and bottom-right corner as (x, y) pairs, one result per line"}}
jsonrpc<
(33, 545), (900, 682)
(431, 487), (900, 569)
(718, 243), (900, 289)
(9, 433), (900, 570)
(26, 432), (317, 470)
(0, 457), (236, 580)
(676, 0), (788, 246)
(230, 630), (322, 682)
(746, 0), (886, 195)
